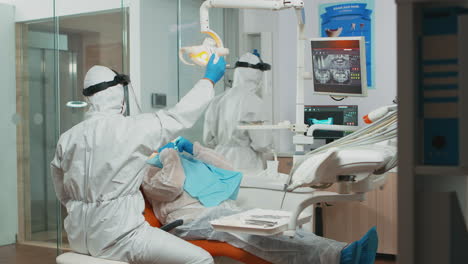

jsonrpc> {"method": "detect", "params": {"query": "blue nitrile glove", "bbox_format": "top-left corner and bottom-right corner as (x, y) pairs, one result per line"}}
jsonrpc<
(203, 54), (226, 84)
(158, 142), (176, 153)
(174, 136), (194, 155)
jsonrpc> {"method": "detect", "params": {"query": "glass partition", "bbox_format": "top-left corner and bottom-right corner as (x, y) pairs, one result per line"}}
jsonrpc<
(177, 0), (239, 142)
(16, 0), (128, 250)
(177, 0), (220, 142)
(16, 17), (60, 245)
(1, 2), (18, 248)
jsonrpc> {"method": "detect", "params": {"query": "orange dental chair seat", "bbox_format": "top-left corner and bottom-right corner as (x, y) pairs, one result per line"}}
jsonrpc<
(142, 200), (271, 264)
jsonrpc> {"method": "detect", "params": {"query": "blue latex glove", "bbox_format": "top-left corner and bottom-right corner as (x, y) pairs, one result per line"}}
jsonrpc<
(158, 142), (175, 153)
(203, 54), (226, 84)
(174, 137), (194, 155)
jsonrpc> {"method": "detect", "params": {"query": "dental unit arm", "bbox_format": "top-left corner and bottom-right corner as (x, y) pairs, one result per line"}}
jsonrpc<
(211, 106), (398, 238)
(281, 106), (398, 237)
(179, 0), (305, 66)
(282, 146), (395, 237)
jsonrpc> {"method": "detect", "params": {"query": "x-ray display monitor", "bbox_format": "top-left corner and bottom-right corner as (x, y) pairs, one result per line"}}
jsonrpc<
(304, 105), (358, 139)
(311, 37), (367, 97)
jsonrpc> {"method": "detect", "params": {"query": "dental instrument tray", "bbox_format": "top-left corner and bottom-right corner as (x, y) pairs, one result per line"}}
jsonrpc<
(210, 209), (312, 236)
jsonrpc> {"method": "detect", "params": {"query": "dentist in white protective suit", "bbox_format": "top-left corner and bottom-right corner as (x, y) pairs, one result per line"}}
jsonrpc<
(51, 54), (225, 264)
(203, 52), (273, 173)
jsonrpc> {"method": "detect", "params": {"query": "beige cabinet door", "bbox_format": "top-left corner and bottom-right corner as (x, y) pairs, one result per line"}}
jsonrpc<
(323, 173), (398, 255)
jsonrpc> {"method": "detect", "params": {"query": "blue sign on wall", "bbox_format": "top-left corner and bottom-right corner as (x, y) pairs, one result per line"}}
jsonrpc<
(319, 1), (375, 88)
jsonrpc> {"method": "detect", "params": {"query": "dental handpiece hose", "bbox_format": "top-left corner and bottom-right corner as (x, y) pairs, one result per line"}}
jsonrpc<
(363, 105), (397, 124)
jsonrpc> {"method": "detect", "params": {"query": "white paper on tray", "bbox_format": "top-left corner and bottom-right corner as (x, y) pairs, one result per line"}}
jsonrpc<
(210, 208), (312, 236)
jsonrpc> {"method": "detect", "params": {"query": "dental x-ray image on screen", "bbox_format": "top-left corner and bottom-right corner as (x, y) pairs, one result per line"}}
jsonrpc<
(311, 37), (367, 97)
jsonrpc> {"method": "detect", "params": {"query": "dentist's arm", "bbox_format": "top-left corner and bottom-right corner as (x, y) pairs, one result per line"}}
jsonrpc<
(154, 55), (226, 149)
(127, 55), (226, 153)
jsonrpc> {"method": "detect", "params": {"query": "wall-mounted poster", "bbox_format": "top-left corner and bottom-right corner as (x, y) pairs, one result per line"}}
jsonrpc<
(319, 0), (375, 89)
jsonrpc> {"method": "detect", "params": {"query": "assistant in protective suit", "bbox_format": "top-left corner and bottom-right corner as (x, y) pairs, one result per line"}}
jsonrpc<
(203, 52), (273, 173)
(50, 55), (225, 264)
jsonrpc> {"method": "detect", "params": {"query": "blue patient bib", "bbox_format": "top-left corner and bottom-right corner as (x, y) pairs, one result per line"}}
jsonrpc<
(179, 155), (243, 207)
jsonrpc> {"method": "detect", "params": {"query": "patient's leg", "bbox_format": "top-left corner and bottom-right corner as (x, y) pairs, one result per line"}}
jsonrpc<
(173, 207), (346, 264)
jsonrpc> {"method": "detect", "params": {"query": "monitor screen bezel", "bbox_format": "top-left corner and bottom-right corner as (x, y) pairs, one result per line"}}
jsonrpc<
(309, 36), (368, 97)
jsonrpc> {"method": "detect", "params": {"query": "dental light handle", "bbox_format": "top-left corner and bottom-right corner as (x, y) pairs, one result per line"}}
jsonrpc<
(179, 29), (229, 67)
(179, 45), (229, 66)
(363, 105), (397, 124)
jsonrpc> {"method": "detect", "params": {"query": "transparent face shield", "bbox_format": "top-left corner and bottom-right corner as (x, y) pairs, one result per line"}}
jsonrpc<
(123, 84), (130, 116)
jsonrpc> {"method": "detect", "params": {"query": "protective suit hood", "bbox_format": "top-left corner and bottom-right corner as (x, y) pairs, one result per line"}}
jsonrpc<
(232, 53), (263, 93)
(52, 75), (216, 262)
(83, 65), (125, 117)
(203, 53), (273, 172)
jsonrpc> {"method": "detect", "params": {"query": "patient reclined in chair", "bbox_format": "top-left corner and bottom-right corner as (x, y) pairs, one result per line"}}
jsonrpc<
(142, 142), (378, 264)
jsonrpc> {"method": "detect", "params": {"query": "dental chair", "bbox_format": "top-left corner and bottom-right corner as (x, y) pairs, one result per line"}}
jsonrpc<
(209, 144), (397, 238)
(212, 108), (398, 237)
(283, 144), (396, 236)
(142, 198), (271, 264)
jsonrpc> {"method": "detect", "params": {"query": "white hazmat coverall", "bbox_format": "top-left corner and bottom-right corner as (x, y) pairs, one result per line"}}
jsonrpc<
(51, 66), (215, 264)
(203, 53), (273, 173)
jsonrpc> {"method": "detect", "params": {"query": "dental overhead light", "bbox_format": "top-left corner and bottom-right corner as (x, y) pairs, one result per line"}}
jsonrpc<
(66, 57), (88, 109)
(66, 101), (88, 108)
(179, 34), (229, 66)
(178, 1), (230, 67)
(179, 0), (304, 67)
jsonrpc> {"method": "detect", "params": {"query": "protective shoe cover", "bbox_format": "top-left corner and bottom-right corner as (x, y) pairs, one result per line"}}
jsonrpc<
(340, 227), (378, 264)
(203, 52), (273, 173)
(51, 65), (215, 264)
(173, 207), (347, 264)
